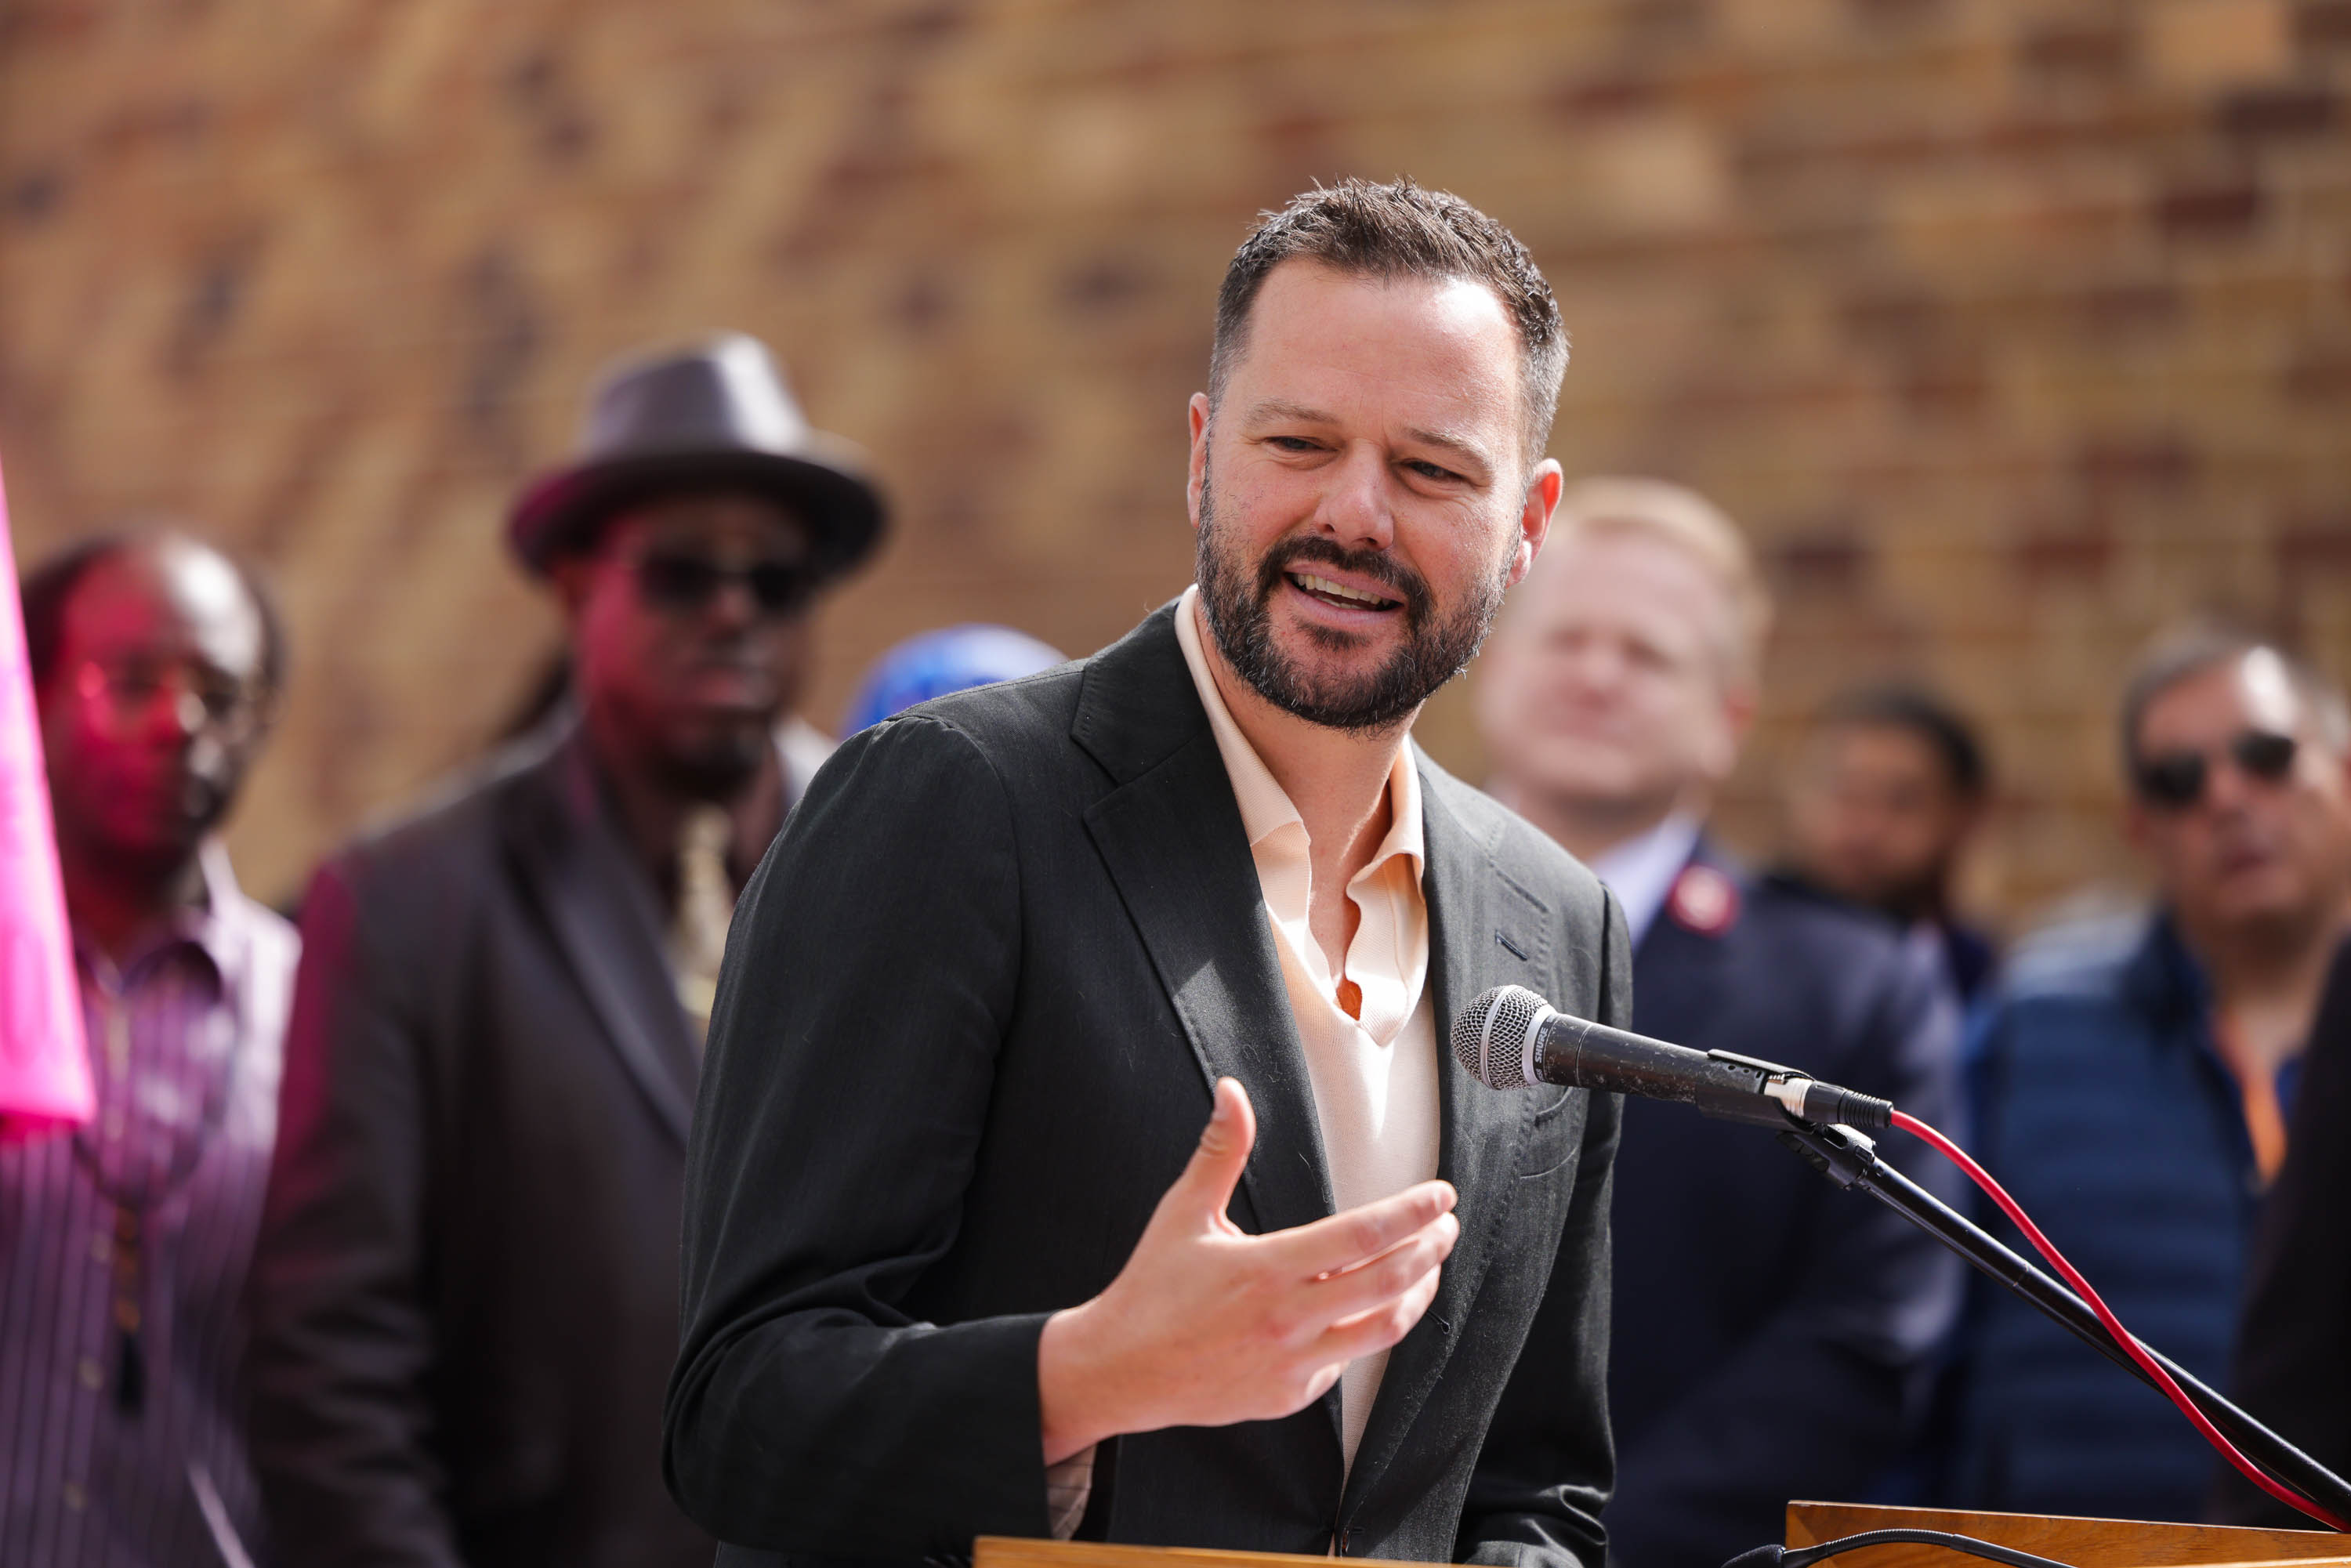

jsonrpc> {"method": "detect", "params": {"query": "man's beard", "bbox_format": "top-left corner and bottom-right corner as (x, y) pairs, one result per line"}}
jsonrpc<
(650, 715), (777, 801)
(1865, 869), (1947, 926)
(1194, 475), (1512, 735)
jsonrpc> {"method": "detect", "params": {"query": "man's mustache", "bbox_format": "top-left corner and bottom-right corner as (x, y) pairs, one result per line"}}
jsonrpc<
(1253, 538), (1432, 621)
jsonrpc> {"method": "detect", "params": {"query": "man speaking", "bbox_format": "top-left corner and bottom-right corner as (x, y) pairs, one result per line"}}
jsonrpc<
(665, 180), (1628, 1568)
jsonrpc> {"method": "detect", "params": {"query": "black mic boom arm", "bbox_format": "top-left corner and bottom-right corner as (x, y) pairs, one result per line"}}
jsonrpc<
(1777, 1117), (2351, 1525)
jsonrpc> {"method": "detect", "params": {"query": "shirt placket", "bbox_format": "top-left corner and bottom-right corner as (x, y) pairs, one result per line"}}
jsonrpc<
(84, 972), (157, 1419)
(79, 951), (226, 1425)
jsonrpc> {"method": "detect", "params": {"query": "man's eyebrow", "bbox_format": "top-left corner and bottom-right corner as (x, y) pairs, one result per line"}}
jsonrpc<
(1242, 400), (1496, 473)
(1241, 397), (1340, 426)
(1402, 425), (1494, 473)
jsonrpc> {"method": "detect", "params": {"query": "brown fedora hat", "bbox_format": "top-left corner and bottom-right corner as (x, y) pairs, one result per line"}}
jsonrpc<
(509, 332), (886, 578)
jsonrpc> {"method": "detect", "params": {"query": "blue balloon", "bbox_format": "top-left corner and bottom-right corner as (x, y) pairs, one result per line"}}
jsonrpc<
(843, 624), (1068, 733)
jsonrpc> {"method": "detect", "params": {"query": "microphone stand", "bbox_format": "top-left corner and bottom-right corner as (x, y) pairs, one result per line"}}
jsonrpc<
(1776, 1117), (2351, 1526)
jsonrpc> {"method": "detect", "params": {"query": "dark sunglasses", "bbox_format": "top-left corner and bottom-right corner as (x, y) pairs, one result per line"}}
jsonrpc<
(630, 552), (813, 617)
(2132, 729), (2299, 809)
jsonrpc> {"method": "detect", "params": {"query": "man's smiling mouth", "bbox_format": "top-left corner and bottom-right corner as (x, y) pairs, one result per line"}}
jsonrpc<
(1288, 570), (1403, 611)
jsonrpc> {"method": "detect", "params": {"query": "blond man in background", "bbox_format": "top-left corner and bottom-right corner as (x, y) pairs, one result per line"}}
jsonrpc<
(1475, 478), (1962, 1568)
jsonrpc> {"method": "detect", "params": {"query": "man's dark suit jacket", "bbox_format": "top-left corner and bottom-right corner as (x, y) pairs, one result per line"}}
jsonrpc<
(244, 722), (730, 1568)
(2211, 935), (2351, 1528)
(665, 604), (1629, 1568)
(1605, 846), (1962, 1568)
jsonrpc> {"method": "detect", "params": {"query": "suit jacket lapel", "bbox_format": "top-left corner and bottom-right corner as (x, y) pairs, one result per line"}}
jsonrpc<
(508, 728), (698, 1145)
(1074, 605), (1336, 1240)
(1342, 759), (1549, 1512)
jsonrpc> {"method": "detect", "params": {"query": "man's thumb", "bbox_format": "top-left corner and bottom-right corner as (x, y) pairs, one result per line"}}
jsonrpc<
(1176, 1077), (1255, 1216)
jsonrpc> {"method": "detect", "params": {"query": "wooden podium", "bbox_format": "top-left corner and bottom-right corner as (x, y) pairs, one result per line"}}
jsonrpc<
(974, 1502), (2351, 1568)
(980, 1541), (1366, 1568)
(1784, 1502), (2351, 1568)
(980, 1541), (1418, 1568)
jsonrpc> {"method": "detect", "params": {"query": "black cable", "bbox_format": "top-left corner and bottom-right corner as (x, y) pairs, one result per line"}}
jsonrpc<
(1721, 1527), (2078, 1568)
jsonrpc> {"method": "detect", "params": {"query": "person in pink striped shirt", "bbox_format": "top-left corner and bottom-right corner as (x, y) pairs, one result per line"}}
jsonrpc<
(1, 530), (293, 1568)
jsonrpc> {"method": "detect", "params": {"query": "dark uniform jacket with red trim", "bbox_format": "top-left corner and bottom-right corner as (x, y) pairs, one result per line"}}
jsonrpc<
(1603, 841), (1964, 1568)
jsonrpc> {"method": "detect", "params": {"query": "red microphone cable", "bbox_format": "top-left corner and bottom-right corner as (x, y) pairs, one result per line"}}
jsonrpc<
(1889, 1109), (2351, 1534)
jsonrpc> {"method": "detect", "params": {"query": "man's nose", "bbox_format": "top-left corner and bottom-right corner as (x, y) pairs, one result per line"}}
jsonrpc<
(141, 675), (207, 744)
(2186, 742), (2289, 818)
(701, 574), (763, 632)
(2206, 753), (2271, 813)
(1562, 639), (1628, 693)
(1313, 444), (1396, 552)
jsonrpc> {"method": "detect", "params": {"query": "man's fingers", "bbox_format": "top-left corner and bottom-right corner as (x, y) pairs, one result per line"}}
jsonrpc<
(1163, 1077), (1256, 1226)
(1304, 1211), (1458, 1321)
(1315, 1253), (1447, 1366)
(1268, 1179), (1458, 1277)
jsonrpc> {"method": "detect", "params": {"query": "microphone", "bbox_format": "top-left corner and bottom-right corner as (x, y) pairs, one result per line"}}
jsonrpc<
(1451, 984), (1894, 1132)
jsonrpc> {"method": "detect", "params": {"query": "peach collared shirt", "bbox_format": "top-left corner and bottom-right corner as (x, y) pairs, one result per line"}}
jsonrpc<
(1174, 585), (1443, 1473)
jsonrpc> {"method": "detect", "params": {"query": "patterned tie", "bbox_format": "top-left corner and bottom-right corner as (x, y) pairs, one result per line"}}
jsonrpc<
(668, 805), (736, 1048)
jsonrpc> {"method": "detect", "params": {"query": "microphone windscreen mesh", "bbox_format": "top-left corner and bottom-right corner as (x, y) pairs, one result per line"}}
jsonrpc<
(1452, 985), (1544, 1089)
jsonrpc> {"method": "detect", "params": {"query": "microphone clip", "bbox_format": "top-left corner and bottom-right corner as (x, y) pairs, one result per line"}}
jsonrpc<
(1704, 1047), (1895, 1132)
(1776, 1120), (1879, 1190)
(1702, 1048), (1897, 1133)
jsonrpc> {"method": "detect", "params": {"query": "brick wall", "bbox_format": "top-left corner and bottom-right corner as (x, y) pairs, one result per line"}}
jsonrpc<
(5, 0), (2350, 925)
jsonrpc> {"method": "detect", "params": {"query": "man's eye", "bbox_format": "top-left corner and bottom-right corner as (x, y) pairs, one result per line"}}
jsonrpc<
(1404, 459), (1461, 482)
(1267, 436), (1322, 452)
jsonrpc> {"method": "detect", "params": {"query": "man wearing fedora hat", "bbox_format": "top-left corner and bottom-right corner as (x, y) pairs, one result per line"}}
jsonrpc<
(243, 334), (885, 1568)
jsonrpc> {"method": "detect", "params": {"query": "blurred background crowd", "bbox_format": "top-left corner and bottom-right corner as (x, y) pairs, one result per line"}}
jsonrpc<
(7, 2), (2351, 1566)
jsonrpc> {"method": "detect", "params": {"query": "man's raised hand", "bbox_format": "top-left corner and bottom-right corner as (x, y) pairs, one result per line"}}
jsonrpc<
(1037, 1077), (1459, 1465)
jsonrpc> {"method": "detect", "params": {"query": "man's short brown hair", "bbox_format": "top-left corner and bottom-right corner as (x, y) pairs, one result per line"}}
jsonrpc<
(1209, 178), (1570, 461)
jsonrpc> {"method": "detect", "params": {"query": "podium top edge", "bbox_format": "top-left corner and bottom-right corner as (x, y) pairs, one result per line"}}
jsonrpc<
(974, 1535), (1447, 1568)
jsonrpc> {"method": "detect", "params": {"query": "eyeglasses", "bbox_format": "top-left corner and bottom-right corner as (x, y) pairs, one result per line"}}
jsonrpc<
(629, 552), (813, 618)
(2131, 729), (2299, 809)
(73, 657), (266, 739)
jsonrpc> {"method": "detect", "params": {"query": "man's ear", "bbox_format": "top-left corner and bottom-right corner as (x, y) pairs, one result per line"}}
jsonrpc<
(1508, 458), (1566, 586)
(1722, 677), (1761, 756)
(547, 555), (594, 623)
(32, 670), (73, 766)
(1694, 675), (1762, 788)
(1186, 393), (1212, 533)
(248, 683), (288, 748)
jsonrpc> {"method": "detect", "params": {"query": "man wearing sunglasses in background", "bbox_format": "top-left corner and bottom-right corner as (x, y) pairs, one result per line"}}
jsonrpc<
(244, 334), (884, 1568)
(1939, 625), (2351, 1526)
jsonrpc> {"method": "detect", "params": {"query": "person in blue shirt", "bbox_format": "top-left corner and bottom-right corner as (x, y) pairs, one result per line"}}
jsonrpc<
(1946, 625), (2351, 1523)
(842, 624), (1064, 733)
